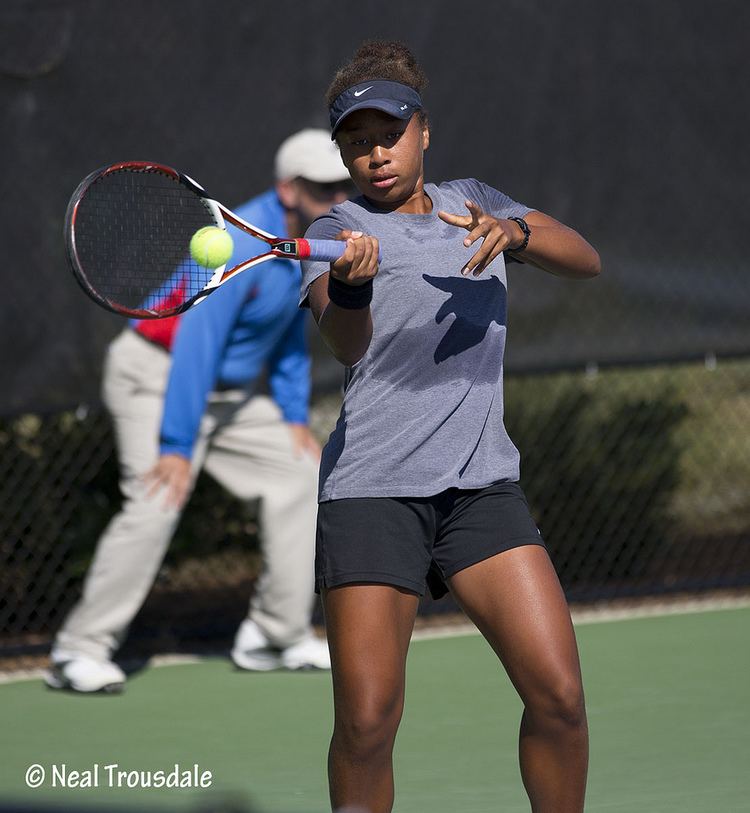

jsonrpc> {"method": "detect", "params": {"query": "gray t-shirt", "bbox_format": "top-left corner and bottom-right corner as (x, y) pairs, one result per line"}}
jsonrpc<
(301, 178), (532, 501)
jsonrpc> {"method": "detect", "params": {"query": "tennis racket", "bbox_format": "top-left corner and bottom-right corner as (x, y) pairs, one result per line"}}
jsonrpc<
(64, 160), (351, 318)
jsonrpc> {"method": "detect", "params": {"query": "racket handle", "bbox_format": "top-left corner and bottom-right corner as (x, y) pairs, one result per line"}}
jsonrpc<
(305, 239), (346, 262)
(301, 239), (382, 263)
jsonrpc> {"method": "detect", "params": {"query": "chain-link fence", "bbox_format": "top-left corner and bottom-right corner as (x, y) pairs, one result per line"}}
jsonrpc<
(2, 356), (749, 666)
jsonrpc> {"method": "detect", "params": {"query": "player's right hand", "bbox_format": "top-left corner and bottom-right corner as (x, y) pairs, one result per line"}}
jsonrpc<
(331, 229), (379, 286)
(143, 453), (193, 510)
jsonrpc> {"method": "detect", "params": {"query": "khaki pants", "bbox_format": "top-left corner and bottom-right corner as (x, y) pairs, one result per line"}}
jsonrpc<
(54, 330), (319, 661)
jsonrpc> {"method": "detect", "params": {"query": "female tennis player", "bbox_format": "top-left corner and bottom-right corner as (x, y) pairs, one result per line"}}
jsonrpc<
(301, 41), (601, 813)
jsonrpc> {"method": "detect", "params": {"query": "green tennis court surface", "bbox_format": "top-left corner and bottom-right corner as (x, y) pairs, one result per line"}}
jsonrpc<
(1, 606), (748, 812)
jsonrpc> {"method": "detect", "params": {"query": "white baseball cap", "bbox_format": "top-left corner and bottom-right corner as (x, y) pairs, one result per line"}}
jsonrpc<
(274, 128), (350, 183)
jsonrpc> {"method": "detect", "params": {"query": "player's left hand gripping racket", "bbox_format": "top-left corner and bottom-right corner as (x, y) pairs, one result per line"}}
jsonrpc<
(64, 161), (351, 318)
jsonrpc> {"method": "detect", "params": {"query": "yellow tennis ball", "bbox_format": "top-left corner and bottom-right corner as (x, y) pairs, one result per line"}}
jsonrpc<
(189, 226), (234, 268)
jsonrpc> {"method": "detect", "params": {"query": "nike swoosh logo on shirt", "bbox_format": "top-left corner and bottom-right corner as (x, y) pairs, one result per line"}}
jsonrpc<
(353, 87), (373, 97)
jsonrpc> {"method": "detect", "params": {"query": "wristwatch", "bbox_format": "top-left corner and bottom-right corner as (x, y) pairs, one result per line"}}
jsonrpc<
(508, 217), (531, 253)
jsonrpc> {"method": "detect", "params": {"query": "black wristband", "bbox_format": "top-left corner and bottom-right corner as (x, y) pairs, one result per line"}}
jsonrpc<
(327, 275), (373, 310)
(508, 216), (531, 253)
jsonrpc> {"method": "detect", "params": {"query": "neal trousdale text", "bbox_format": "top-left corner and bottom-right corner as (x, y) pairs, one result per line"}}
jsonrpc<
(49, 763), (213, 789)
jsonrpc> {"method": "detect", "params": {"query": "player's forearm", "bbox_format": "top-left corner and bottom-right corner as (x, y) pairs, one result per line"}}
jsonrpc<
(319, 302), (373, 367)
(515, 213), (601, 279)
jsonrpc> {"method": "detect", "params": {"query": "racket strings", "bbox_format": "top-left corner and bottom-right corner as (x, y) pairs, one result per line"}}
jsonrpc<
(73, 168), (218, 315)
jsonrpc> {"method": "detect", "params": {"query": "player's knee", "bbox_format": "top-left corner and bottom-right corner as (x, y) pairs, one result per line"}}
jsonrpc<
(531, 674), (587, 732)
(334, 694), (404, 758)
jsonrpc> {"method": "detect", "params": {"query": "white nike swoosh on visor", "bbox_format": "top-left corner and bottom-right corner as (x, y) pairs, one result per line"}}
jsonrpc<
(353, 87), (373, 97)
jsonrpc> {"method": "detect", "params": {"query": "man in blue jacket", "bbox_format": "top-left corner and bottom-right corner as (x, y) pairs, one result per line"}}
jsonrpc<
(46, 129), (352, 692)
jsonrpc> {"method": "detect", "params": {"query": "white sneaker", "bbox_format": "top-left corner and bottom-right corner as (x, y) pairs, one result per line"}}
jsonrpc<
(44, 656), (126, 694)
(231, 620), (283, 671)
(231, 621), (331, 671)
(281, 634), (331, 671)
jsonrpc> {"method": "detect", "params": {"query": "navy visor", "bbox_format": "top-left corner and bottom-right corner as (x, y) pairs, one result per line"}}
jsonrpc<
(329, 80), (423, 138)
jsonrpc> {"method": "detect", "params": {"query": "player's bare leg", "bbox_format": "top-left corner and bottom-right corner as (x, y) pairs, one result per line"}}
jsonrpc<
(449, 545), (588, 813)
(323, 584), (419, 813)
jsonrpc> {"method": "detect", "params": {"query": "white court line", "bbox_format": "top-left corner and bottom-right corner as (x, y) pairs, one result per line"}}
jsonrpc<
(2, 593), (749, 685)
(0, 652), (206, 686)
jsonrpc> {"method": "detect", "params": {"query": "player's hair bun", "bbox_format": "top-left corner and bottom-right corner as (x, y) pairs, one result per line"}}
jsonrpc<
(325, 40), (428, 107)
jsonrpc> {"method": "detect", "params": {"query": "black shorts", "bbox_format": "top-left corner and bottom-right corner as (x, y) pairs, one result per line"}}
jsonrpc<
(315, 481), (545, 599)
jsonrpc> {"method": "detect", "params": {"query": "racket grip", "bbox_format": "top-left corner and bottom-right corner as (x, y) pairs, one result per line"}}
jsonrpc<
(305, 239), (346, 262)
(301, 239), (382, 263)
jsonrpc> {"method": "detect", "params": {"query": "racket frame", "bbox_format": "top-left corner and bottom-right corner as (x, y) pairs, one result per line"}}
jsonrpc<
(65, 160), (327, 319)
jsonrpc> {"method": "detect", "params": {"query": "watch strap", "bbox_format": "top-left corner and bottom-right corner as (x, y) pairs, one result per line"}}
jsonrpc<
(508, 216), (531, 253)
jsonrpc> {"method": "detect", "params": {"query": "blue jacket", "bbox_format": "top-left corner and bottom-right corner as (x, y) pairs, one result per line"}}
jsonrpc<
(159, 189), (310, 459)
